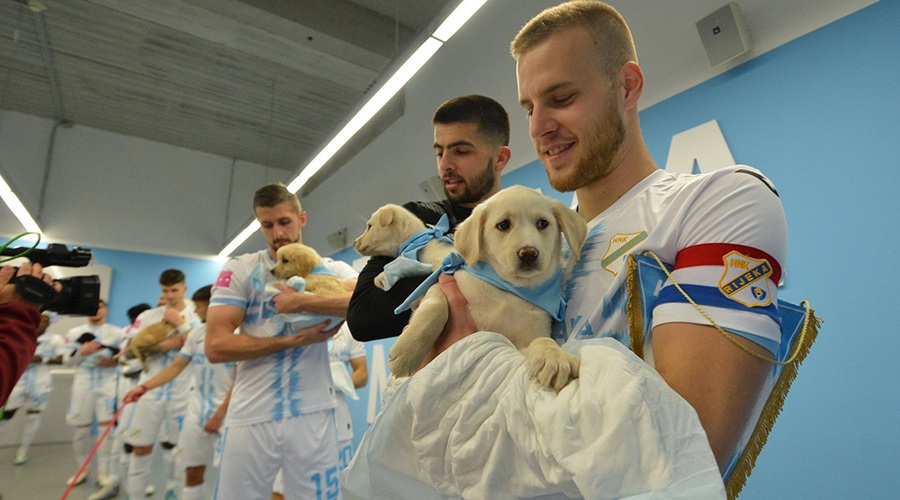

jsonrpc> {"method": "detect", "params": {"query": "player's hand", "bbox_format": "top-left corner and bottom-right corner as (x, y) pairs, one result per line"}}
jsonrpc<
(163, 307), (185, 327)
(271, 283), (310, 314)
(95, 356), (118, 368)
(123, 384), (149, 404)
(0, 262), (59, 307)
(204, 412), (225, 434)
(286, 320), (342, 348)
(418, 273), (476, 369)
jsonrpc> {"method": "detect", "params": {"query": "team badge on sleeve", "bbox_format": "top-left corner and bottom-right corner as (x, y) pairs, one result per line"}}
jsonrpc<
(719, 251), (773, 307)
(215, 270), (234, 288)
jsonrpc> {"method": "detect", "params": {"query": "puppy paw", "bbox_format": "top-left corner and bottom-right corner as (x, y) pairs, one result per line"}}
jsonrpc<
(388, 340), (428, 377)
(523, 337), (580, 392)
(388, 351), (422, 377)
(374, 272), (387, 290)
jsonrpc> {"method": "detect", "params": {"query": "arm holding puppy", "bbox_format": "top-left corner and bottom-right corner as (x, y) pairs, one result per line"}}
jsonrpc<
(272, 279), (356, 317)
(205, 303), (341, 363)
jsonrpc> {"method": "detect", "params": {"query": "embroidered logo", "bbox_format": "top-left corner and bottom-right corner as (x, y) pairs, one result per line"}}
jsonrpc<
(719, 251), (773, 307)
(601, 231), (648, 275)
(215, 270), (234, 288)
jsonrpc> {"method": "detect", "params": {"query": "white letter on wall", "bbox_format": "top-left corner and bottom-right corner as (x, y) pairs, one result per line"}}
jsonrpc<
(367, 344), (388, 423)
(665, 120), (736, 174)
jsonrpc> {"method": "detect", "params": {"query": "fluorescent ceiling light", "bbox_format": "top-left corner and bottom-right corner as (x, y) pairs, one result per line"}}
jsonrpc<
(285, 38), (443, 194)
(0, 171), (43, 235)
(219, 0), (489, 257)
(217, 220), (259, 259)
(432, 0), (489, 42)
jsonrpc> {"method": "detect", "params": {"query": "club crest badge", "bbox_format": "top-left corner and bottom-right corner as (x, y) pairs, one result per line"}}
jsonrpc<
(601, 231), (648, 276)
(719, 251), (773, 307)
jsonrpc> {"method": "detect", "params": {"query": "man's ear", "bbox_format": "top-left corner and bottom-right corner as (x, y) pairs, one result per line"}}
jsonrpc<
(298, 210), (308, 229)
(494, 145), (512, 174)
(619, 61), (644, 112)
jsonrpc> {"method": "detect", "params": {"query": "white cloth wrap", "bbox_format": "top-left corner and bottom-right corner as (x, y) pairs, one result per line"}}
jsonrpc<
(341, 332), (725, 500)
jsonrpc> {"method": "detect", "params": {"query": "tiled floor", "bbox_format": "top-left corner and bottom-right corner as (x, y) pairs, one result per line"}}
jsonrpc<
(0, 442), (196, 500)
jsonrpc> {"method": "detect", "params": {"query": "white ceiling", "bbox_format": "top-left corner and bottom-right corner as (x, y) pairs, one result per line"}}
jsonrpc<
(0, 0), (878, 259)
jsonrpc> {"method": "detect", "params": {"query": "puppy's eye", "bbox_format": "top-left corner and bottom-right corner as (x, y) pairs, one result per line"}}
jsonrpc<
(536, 219), (549, 230)
(496, 219), (511, 231)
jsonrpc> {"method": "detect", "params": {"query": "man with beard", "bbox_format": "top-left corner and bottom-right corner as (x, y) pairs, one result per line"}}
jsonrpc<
(205, 183), (357, 499)
(346, 94), (512, 341)
(437, 0), (789, 479)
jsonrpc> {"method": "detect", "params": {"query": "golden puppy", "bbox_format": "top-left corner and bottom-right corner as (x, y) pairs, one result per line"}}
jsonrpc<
(354, 204), (454, 289)
(389, 186), (587, 391)
(271, 243), (349, 296)
(125, 321), (173, 370)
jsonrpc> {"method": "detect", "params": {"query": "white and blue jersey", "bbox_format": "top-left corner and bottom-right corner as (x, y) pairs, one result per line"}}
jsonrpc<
(178, 324), (236, 425)
(64, 323), (124, 389)
(556, 166), (787, 356)
(132, 303), (201, 402)
(210, 248), (357, 427)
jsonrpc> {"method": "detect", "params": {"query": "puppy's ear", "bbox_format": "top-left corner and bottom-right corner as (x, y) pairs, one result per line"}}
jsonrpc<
(294, 246), (318, 277)
(453, 208), (484, 267)
(376, 205), (396, 227)
(554, 202), (588, 261)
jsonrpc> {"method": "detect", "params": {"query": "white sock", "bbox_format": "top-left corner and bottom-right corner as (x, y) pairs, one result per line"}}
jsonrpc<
(107, 435), (122, 482)
(18, 412), (42, 455)
(126, 453), (152, 499)
(94, 424), (113, 477)
(181, 484), (204, 500)
(72, 426), (93, 469)
(162, 445), (178, 492)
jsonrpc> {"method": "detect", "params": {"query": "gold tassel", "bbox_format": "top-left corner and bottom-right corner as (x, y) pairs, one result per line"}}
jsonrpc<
(626, 255), (645, 359)
(724, 305), (822, 499)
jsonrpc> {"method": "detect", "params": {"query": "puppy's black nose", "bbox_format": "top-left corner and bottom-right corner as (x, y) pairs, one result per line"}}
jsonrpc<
(518, 246), (539, 264)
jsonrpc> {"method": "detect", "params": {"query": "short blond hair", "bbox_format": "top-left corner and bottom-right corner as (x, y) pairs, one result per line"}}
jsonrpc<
(511, 1), (637, 78)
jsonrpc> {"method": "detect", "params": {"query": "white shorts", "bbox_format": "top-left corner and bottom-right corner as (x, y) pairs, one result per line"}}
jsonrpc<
(122, 396), (187, 446)
(177, 409), (220, 468)
(66, 376), (117, 426)
(6, 385), (50, 412)
(214, 410), (341, 500)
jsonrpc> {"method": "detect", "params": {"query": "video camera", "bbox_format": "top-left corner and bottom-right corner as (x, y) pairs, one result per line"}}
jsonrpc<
(2, 243), (101, 316)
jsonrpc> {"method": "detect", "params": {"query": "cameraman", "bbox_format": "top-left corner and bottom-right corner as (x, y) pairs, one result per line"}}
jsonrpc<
(0, 262), (59, 406)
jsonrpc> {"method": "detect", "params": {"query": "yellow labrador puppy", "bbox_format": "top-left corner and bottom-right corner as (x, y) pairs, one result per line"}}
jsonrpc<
(125, 321), (173, 370)
(389, 186), (587, 391)
(271, 243), (350, 296)
(354, 204), (454, 290)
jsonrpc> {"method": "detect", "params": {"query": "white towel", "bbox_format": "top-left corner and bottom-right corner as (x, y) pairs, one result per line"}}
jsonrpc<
(341, 332), (725, 500)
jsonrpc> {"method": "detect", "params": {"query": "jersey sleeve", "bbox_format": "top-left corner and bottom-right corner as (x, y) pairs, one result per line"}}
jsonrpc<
(210, 257), (251, 309)
(651, 167), (788, 352)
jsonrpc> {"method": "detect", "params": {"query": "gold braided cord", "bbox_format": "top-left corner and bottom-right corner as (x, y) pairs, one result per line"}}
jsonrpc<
(642, 250), (813, 366)
(625, 256), (645, 359)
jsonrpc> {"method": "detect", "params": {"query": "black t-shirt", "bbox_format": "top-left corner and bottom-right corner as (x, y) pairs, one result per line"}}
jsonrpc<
(346, 200), (472, 341)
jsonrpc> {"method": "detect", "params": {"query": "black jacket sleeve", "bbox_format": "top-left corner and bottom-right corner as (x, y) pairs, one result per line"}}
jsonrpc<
(346, 255), (429, 341)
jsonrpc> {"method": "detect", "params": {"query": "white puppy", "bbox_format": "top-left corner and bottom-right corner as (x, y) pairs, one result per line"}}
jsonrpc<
(354, 204), (454, 290)
(389, 186), (587, 391)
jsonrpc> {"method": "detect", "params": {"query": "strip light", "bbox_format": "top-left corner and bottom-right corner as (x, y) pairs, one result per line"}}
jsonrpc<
(219, 0), (489, 258)
(0, 171), (43, 235)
